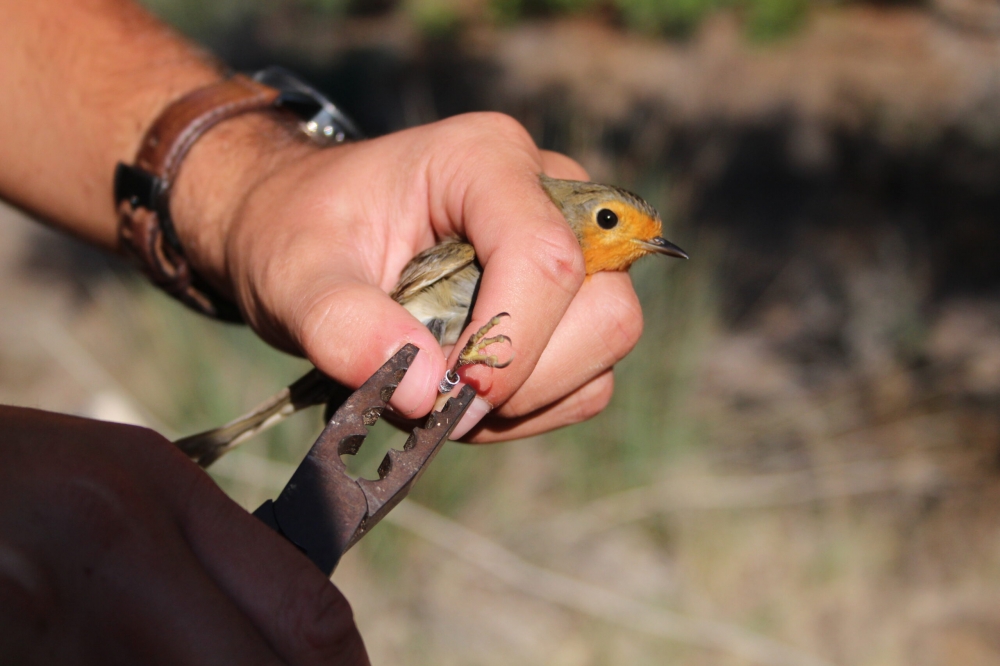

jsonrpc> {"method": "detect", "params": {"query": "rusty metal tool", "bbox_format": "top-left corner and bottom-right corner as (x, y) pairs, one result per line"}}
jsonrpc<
(253, 344), (476, 575)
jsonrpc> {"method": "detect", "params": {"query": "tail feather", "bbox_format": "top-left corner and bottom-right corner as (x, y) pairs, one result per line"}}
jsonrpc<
(174, 369), (337, 467)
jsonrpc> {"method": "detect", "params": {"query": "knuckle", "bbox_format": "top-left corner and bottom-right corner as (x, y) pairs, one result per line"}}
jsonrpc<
(296, 292), (339, 359)
(295, 285), (398, 387)
(600, 287), (644, 359)
(569, 373), (615, 423)
(460, 112), (533, 146)
(295, 284), (358, 365)
(532, 227), (586, 296)
(278, 574), (363, 660)
(495, 391), (537, 420)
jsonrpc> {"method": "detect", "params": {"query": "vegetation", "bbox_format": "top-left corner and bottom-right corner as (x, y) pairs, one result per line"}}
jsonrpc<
(12, 1), (999, 662)
(142, 0), (810, 42)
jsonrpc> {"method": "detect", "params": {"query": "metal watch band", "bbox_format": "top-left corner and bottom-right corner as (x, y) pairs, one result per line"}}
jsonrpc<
(114, 69), (363, 322)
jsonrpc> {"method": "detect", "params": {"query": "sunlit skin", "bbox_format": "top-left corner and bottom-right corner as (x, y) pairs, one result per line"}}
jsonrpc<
(0, 1), (689, 661)
(177, 175), (687, 466)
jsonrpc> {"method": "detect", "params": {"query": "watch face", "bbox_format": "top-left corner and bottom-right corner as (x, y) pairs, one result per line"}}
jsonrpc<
(252, 66), (364, 145)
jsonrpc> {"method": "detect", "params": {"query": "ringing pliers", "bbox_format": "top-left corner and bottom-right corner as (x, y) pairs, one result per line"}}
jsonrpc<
(252, 344), (476, 575)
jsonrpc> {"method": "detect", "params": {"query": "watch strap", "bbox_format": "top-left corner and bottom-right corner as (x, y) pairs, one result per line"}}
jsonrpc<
(116, 74), (283, 322)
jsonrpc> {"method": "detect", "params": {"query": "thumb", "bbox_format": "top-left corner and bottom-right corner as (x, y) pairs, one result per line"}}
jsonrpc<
(291, 278), (447, 419)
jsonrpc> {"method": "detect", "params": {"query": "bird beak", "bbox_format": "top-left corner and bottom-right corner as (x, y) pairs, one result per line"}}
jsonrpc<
(637, 237), (689, 259)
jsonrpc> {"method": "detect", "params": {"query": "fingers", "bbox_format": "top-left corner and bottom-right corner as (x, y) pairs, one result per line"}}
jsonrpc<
(172, 463), (370, 666)
(538, 150), (589, 181)
(225, 142), (445, 421)
(467, 369), (616, 442)
(225, 110), (629, 433)
(430, 114), (587, 407)
(497, 271), (642, 419)
(449, 271), (640, 441)
(293, 278), (447, 419)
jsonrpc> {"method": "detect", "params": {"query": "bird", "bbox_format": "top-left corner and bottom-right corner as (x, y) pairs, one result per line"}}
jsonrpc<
(174, 174), (688, 466)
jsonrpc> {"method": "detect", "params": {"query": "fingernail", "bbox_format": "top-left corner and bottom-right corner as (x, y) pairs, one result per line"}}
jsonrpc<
(450, 396), (492, 440)
(389, 349), (435, 417)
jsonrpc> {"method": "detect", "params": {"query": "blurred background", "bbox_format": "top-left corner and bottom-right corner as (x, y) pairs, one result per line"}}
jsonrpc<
(4, 0), (1000, 663)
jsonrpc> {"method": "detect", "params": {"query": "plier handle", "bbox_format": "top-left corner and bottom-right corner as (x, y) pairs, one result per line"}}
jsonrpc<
(253, 344), (475, 575)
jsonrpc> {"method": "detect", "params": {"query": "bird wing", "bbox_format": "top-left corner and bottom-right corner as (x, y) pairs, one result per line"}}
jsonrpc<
(389, 238), (477, 304)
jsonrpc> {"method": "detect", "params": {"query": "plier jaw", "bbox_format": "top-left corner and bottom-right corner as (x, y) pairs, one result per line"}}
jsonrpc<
(253, 344), (476, 575)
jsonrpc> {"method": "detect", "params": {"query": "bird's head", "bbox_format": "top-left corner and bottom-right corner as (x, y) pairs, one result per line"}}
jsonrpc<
(540, 174), (688, 274)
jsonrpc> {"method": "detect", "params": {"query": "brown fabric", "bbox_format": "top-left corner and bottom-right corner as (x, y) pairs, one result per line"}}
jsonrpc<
(118, 74), (282, 321)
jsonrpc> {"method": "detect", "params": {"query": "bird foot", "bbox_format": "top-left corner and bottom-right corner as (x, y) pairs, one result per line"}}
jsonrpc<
(458, 313), (513, 368)
(438, 313), (513, 393)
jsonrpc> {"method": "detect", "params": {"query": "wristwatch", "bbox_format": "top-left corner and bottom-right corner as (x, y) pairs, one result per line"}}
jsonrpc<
(114, 67), (363, 321)
(251, 66), (362, 145)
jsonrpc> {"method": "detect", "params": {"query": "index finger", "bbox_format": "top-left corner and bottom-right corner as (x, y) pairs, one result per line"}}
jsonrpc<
(432, 114), (587, 406)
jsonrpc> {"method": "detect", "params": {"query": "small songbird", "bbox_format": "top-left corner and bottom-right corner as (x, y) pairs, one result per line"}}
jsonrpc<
(175, 174), (688, 466)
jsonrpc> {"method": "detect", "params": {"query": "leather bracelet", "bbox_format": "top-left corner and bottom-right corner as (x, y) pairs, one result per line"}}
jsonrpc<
(114, 69), (362, 322)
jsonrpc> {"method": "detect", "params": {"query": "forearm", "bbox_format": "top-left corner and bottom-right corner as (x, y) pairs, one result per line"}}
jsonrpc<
(0, 0), (223, 247)
(0, 0), (637, 438)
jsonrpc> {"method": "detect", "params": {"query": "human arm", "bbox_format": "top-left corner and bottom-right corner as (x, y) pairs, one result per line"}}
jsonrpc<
(0, 0), (643, 439)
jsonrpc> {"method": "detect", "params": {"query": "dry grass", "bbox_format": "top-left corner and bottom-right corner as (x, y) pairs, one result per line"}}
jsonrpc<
(6, 11), (1000, 656)
(6, 184), (1000, 664)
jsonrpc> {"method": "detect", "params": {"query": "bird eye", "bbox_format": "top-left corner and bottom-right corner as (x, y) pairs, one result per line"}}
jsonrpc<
(597, 208), (618, 229)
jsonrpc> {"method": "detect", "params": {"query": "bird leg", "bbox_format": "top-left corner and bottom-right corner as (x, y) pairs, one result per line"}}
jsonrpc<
(438, 312), (513, 393)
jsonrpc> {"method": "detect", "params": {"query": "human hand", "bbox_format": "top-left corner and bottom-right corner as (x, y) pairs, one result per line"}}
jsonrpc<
(171, 112), (644, 441)
(0, 406), (368, 665)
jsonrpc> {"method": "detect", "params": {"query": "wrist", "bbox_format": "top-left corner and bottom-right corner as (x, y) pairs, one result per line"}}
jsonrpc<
(169, 112), (319, 299)
(115, 68), (360, 319)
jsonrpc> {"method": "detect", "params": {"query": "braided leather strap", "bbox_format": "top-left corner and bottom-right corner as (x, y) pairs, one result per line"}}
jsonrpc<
(115, 74), (283, 322)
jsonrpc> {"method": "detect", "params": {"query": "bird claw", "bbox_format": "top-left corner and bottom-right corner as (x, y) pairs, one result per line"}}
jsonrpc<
(469, 335), (513, 368)
(438, 313), (514, 393)
(458, 313), (513, 368)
